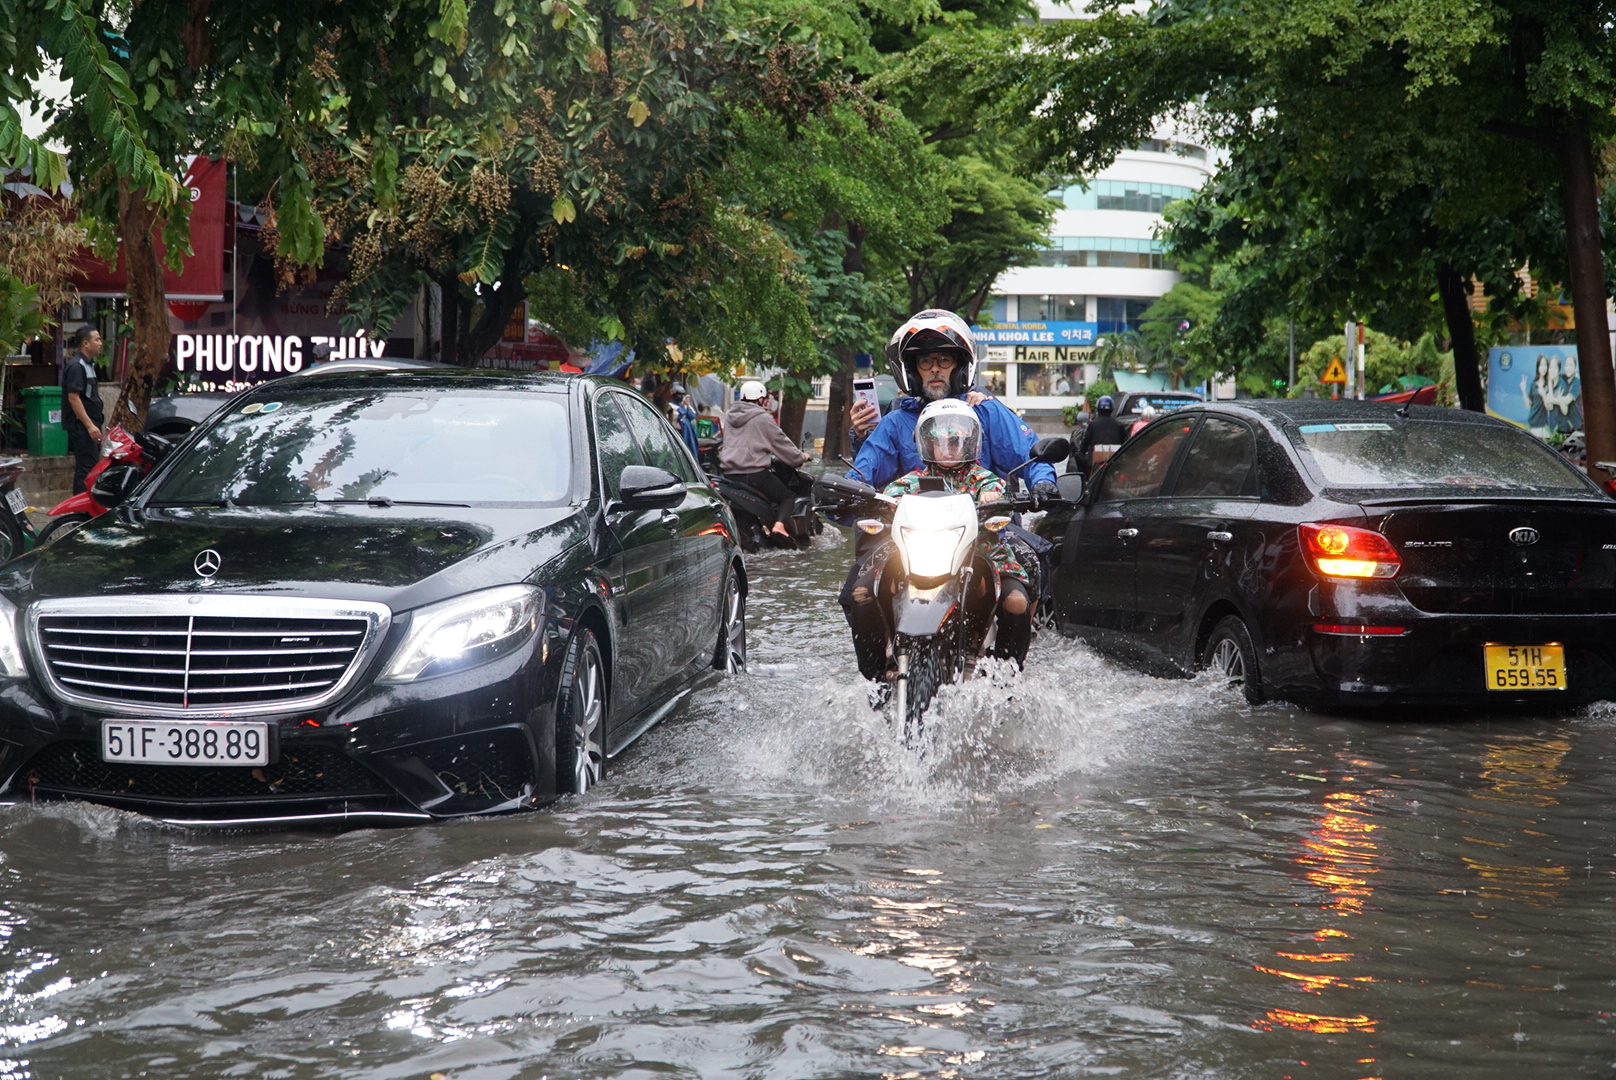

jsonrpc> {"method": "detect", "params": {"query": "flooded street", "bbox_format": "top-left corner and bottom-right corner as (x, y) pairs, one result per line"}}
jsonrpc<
(4, 535), (1616, 1078)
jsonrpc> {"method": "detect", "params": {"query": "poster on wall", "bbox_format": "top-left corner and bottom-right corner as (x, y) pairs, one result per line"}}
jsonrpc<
(1487, 345), (1582, 437)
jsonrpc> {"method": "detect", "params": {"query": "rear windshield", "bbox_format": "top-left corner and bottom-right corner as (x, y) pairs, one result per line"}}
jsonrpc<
(150, 389), (571, 507)
(1290, 419), (1589, 495)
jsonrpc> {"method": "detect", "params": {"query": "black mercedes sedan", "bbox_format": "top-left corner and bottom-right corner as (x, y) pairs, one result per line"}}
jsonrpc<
(0, 370), (745, 824)
(1039, 400), (1616, 708)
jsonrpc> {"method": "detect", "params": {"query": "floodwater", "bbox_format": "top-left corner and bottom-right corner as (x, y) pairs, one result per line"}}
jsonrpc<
(4, 535), (1616, 1078)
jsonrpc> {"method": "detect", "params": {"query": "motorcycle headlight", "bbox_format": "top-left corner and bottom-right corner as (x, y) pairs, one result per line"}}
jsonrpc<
(900, 526), (966, 579)
(0, 596), (24, 677)
(380, 585), (542, 683)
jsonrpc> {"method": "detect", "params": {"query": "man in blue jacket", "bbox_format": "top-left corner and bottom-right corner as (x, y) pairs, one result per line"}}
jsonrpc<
(839, 310), (1058, 690)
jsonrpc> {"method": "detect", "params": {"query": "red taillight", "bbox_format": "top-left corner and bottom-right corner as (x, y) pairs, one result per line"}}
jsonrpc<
(1604, 477), (1616, 497)
(1312, 623), (1408, 636)
(1299, 523), (1401, 579)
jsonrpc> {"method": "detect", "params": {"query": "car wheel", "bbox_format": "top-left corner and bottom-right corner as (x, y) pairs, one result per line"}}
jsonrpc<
(1203, 615), (1264, 705)
(714, 568), (746, 673)
(37, 512), (92, 548)
(555, 630), (606, 794)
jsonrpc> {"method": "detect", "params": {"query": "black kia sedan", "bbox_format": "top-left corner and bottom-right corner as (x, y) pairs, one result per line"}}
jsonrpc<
(1039, 400), (1616, 707)
(0, 371), (745, 824)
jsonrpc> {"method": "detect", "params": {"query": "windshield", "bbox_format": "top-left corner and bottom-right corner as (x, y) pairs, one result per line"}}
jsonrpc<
(1290, 419), (1589, 495)
(150, 389), (572, 507)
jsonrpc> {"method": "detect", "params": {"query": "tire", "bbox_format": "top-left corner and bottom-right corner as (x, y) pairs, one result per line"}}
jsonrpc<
(1202, 615), (1265, 705)
(713, 567), (747, 672)
(555, 630), (607, 794)
(36, 512), (91, 548)
(0, 508), (23, 564)
(897, 643), (941, 744)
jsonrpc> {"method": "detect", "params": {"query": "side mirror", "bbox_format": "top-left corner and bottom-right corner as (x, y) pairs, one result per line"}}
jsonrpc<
(1056, 472), (1085, 503)
(90, 464), (144, 508)
(616, 465), (685, 510)
(1030, 436), (1072, 464)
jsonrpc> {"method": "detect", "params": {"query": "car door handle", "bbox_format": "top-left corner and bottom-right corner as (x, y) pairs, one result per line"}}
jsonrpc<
(660, 510), (681, 531)
(1117, 528), (1139, 540)
(1207, 530), (1233, 543)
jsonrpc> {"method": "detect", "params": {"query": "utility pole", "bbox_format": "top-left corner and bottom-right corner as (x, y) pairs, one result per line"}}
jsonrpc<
(1288, 316), (1295, 389)
(1344, 319), (1356, 399)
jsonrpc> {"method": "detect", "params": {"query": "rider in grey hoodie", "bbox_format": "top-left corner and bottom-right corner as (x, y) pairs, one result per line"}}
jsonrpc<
(719, 381), (811, 537)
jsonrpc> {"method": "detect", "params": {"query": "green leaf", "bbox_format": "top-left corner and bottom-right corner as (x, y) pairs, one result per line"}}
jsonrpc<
(142, 82), (158, 112)
(552, 195), (576, 224)
(627, 99), (650, 126)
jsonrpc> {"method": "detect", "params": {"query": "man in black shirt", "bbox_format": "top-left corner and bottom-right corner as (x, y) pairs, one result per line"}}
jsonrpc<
(1072, 394), (1129, 479)
(61, 325), (105, 494)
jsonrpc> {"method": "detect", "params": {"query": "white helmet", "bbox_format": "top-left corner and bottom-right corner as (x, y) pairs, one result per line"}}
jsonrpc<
(739, 380), (768, 402)
(915, 399), (982, 469)
(885, 309), (978, 396)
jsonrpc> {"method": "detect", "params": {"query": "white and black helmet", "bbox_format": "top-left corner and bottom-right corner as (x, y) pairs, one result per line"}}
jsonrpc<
(914, 399), (982, 469)
(885, 309), (978, 396)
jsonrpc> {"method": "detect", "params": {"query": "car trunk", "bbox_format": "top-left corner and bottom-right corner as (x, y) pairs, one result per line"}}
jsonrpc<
(1369, 500), (1616, 615)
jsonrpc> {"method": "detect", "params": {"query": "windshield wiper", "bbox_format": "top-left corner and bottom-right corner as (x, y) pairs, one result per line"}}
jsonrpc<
(319, 497), (473, 508)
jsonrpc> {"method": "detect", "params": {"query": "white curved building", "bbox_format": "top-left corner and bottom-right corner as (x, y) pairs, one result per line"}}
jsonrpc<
(979, 2), (1218, 417)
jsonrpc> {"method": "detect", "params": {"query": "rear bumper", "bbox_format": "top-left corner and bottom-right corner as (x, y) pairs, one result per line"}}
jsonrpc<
(1292, 614), (1616, 706)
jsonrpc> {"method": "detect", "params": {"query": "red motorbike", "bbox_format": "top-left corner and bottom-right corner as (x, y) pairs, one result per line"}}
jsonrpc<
(39, 425), (174, 546)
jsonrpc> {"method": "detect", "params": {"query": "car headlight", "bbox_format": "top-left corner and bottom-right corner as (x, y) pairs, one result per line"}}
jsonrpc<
(380, 585), (542, 683)
(0, 596), (24, 677)
(899, 526), (966, 579)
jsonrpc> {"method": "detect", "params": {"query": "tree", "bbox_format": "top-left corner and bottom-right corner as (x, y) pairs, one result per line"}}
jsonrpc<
(987, 0), (1616, 477)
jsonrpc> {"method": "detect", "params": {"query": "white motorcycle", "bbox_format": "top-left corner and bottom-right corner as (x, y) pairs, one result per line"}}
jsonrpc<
(818, 437), (1072, 739)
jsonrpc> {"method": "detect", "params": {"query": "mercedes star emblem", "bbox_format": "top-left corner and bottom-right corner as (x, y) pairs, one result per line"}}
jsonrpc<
(1508, 527), (1540, 547)
(193, 548), (222, 578)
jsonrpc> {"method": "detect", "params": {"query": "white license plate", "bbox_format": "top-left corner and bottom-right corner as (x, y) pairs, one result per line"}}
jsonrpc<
(5, 489), (24, 515)
(102, 720), (269, 766)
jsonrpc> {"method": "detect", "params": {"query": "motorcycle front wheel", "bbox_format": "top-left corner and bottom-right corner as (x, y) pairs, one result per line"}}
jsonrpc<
(36, 512), (91, 548)
(894, 642), (943, 745)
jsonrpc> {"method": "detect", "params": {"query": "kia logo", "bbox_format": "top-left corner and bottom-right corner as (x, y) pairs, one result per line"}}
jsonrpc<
(193, 548), (222, 578)
(1509, 527), (1539, 546)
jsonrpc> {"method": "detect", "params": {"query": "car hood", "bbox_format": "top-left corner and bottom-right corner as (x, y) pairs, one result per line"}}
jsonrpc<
(0, 504), (589, 613)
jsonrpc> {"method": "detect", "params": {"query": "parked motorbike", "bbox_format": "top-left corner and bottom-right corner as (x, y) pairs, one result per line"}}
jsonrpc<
(0, 458), (37, 561)
(39, 425), (174, 546)
(815, 436), (1072, 740)
(709, 460), (823, 553)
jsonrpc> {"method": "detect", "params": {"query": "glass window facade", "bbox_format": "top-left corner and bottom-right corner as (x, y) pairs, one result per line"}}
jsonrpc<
(1096, 297), (1153, 334)
(1016, 295), (1087, 321)
(1054, 180), (1195, 212)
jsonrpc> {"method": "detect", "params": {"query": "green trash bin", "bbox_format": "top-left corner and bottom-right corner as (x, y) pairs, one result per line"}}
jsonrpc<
(21, 386), (67, 457)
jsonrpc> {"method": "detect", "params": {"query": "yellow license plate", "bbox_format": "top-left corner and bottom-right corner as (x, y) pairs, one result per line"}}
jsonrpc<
(1484, 644), (1566, 691)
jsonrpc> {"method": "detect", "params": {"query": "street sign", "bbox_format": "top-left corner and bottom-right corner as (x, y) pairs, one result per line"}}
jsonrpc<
(1321, 356), (1349, 384)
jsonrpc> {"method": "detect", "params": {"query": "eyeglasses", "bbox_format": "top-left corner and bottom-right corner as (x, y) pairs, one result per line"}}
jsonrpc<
(915, 355), (956, 372)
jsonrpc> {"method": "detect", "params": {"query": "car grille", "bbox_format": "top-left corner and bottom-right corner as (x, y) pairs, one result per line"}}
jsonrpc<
(1401, 586), (1616, 616)
(20, 741), (392, 802)
(31, 597), (390, 714)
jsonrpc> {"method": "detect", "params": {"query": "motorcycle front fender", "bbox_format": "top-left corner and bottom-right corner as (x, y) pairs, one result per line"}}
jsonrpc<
(45, 492), (99, 517)
(892, 577), (965, 639)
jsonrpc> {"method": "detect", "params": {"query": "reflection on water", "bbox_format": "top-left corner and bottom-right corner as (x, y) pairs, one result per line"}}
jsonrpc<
(0, 541), (1614, 1076)
(1255, 772), (1384, 1038)
(1463, 738), (1571, 906)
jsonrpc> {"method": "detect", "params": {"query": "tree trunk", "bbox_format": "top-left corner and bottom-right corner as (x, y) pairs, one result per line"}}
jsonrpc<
(438, 272), (460, 363)
(821, 225), (866, 465)
(1436, 262), (1484, 411)
(109, 179), (169, 430)
(823, 350), (855, 465)
(1558, 131), (1615, 483)
(777, 370), (808, 445)
(461, 236), (529, 365)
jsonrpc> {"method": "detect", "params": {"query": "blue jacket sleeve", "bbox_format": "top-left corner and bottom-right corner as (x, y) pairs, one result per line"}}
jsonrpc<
(847, 417), (905, 488)
(980, 400), (1057, 488)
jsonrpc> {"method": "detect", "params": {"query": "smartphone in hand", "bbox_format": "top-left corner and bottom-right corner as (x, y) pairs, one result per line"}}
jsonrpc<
(853, 377), (880, 414)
